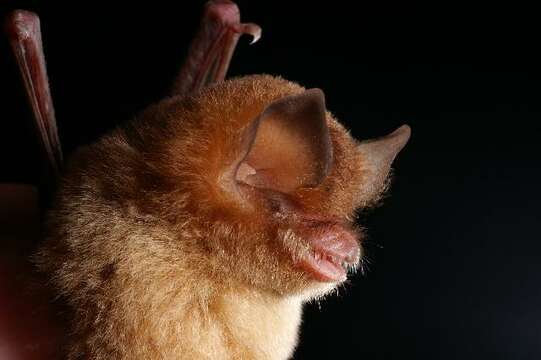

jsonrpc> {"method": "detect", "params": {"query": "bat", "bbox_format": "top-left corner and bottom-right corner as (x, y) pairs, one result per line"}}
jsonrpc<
(3, 1), (410, 359)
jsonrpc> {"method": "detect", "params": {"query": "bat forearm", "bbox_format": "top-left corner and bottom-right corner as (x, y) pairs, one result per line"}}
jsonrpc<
(5, 10), (63, 198)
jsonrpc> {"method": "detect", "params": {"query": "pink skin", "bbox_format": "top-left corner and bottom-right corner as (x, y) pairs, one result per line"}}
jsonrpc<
(294, 216), (360, 283)
(5, 10), (62, 178)
(172, 0), (261, 95)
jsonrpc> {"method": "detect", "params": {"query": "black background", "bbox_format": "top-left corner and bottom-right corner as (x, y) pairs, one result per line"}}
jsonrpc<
(1, 1), (540, 359)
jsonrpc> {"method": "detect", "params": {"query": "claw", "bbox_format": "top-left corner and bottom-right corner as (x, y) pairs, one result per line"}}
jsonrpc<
(235, 23), (262, 45)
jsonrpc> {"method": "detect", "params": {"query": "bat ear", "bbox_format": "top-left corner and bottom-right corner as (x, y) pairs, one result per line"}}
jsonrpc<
(356, 125), (411, 206)
(234, 89), (333, 193)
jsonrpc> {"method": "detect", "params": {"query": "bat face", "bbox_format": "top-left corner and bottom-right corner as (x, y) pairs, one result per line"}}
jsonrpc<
(111, 74), (409, 297)
(6, 3), (409, 357)
(5, 2), (408, 300)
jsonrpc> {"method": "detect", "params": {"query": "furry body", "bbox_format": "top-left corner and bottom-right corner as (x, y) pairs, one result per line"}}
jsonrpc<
(36, 75), (403, 359)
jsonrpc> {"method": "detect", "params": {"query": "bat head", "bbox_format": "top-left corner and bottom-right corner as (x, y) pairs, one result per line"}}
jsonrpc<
(128, 74), (409, 297)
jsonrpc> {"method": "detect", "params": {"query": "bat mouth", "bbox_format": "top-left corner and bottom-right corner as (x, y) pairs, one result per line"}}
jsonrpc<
(293, 218), (361, 283)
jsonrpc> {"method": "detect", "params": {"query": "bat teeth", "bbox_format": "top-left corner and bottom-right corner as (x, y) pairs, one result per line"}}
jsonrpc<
(345, 262), (356, 272)
(310, 250), (348, 268)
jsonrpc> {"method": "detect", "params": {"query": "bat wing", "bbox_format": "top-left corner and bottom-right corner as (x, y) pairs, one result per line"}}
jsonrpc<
(4, 1), (259, 200)
(171, 0), (261, 95)
(5, 10), (63, 200)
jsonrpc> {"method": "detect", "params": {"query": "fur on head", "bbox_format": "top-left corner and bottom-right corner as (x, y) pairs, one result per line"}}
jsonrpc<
(47, 74), (408, 298)
(34, 74), (409, 358)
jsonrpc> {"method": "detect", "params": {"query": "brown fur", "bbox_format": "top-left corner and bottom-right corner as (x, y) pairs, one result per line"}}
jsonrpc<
(35, 75), (397, 359)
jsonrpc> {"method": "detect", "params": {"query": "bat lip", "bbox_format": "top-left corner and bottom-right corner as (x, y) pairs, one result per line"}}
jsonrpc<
(299, 249), (350, 282)
(292, 218), (361, 283)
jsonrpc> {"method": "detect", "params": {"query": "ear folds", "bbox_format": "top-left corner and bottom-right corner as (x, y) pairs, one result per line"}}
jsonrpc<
(356, 125), (411, 205)
(235, 89), (333, 193)
(229, 88), (410, 203)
